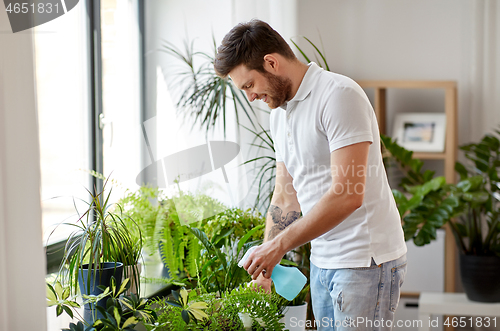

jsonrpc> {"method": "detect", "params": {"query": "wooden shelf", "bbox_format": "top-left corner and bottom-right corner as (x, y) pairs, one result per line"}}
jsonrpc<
(358, 80), (458, 294)
(358, 80), (457, 89)
(412, 152), (447, 160)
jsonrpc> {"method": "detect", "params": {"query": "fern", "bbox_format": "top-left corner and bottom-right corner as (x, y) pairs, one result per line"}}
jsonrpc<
(145, 286), (285, 331)
(185, 236), (201, 277)
(158, 225), (178, 278)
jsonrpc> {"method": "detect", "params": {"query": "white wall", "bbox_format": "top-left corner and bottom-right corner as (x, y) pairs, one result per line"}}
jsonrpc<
(0, 7), (47, 331)
(296, 0), (500, 145)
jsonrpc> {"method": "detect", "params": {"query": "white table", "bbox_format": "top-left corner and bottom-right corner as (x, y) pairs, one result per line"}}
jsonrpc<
(418, 292), (500, 331)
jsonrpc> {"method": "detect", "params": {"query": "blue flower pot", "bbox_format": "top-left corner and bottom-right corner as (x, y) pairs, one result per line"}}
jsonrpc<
(78, 262), (123, 323)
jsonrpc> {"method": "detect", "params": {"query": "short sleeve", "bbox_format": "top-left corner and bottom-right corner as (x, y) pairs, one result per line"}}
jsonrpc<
(269, 110), (283, 162)
(322, 86), (374, 153)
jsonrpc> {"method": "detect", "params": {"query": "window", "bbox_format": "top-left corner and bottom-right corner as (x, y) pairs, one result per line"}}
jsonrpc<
(34, 0), (91, 245)
(35, 0), (144, 247)
(101, 0), (142, 202)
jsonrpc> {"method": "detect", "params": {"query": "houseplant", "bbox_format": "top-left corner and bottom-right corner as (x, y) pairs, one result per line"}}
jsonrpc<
(142, 225), (284, 330)
(189, 225), (264, 295)
(156, 190), (226, 280)
(118, 185), (165, 256)
(52, 178), (142, 320)
(47, 277), (157, 331)
(161, 39), (261, 137)
(382, 130), (500, 302)
(145, 285), (285, 330)
(451, 129), (500, 302)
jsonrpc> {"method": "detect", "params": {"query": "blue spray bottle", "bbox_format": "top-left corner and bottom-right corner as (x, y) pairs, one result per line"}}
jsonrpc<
(238, 246), (307, 301)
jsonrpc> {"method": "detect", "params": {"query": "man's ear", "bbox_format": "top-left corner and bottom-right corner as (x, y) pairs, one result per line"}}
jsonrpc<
(263, 54), (279, 73)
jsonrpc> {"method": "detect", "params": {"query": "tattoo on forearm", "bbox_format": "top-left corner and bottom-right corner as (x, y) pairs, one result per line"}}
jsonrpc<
(269, 205), (283, 224)
(267, 205), (300, 240)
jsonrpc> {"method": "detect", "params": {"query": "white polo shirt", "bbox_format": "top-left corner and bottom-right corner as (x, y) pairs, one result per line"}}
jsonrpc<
(270, 63), (407, 268)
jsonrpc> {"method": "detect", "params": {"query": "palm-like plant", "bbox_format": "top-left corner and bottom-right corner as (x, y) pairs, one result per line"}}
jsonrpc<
(242, 124), (277, 212)
(56, 178), (142, 295)
(161, 39), (261, 137)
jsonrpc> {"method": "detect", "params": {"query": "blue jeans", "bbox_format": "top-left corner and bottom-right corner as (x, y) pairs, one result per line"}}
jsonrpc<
(310, 254), (407, 331)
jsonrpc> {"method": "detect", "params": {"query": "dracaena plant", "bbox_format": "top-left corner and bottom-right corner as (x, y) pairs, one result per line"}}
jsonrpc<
(52, 178), (142, 295)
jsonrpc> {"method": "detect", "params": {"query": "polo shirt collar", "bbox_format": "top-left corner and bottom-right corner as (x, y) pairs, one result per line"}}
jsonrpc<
(279, 62), (322, 111)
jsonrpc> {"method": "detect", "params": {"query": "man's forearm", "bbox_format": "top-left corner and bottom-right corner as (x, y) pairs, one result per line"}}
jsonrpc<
(264, 204), (301, 242)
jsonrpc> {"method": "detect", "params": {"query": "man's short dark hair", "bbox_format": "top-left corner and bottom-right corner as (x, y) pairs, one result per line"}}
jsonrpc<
(214, 19), (296, 78)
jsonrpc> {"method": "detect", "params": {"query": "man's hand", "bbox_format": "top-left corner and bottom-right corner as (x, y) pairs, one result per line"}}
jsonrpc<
(250, 273), (272, 293)
(242, 239), (285, 280)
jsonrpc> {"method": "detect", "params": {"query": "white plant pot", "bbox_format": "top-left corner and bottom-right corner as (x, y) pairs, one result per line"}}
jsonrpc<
(238, 312), (253, 330)
(282, 302), (308, 331)
(238, 312), (265, 330)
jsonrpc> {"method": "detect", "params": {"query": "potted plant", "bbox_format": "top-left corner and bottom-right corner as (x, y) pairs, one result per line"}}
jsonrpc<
(47, 277), (157, 331)
(118, 185), (165, 257)
(382, 129), (500, 302)
(108, 219), (143, 296)
(451, 130), (500, 302)
(52, 178), (142, 321)
(280, 284), (310, 331)
(145, 285), (285, 330)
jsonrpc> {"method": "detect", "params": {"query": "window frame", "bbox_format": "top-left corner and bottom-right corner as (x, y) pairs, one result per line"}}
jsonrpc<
(44, 0), (146, 273)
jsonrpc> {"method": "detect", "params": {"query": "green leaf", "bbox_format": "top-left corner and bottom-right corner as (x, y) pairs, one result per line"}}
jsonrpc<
(404, 213), (424, 224)
(455, 162), (468, 181)
(166, 300), (182, 308)
(181, 309), (190, 324)
(403, 184), (420, 194)
(113, 306), (121, 327)
(414, 225), (434, 246)
(237, 224), (265, 253)
(56, 304), (63, 317)
(117, 278), (130, 297)
(46, 284), (57, 305)
(405, 193), (424, 211)
(421, 177), (446, 194)
(462, 191), (489, 204)
(62, 305), (74, 319)
(427, 215), (445, 228)
(54, 281), (64, 297)
(402, 223), (418, 241)
(123, 317), (138, 328)
(62, 287), (70, 300)
(392, 189), (408, 205)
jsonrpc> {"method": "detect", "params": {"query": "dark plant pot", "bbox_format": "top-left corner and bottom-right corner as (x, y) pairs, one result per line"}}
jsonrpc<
(78, 262), (123, 323)
(459, 254), (500, 303)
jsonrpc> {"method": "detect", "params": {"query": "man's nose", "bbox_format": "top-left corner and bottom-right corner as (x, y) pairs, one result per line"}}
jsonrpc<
(245, 91), (257, 102)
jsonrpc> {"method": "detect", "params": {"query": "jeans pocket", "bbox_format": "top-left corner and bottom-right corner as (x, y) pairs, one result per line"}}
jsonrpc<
(389, 261), (407, 312)
(348, 258), (380, 270)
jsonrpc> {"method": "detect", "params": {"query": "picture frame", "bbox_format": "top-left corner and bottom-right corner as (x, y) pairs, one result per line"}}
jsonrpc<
(392, 113), (446, 152)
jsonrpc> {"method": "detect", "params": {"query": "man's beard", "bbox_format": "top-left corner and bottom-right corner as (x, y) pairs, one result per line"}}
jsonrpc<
(262, 71), (293, 109)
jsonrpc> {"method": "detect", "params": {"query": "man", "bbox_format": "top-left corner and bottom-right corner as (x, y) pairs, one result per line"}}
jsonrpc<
(214, 19), (407, 330)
